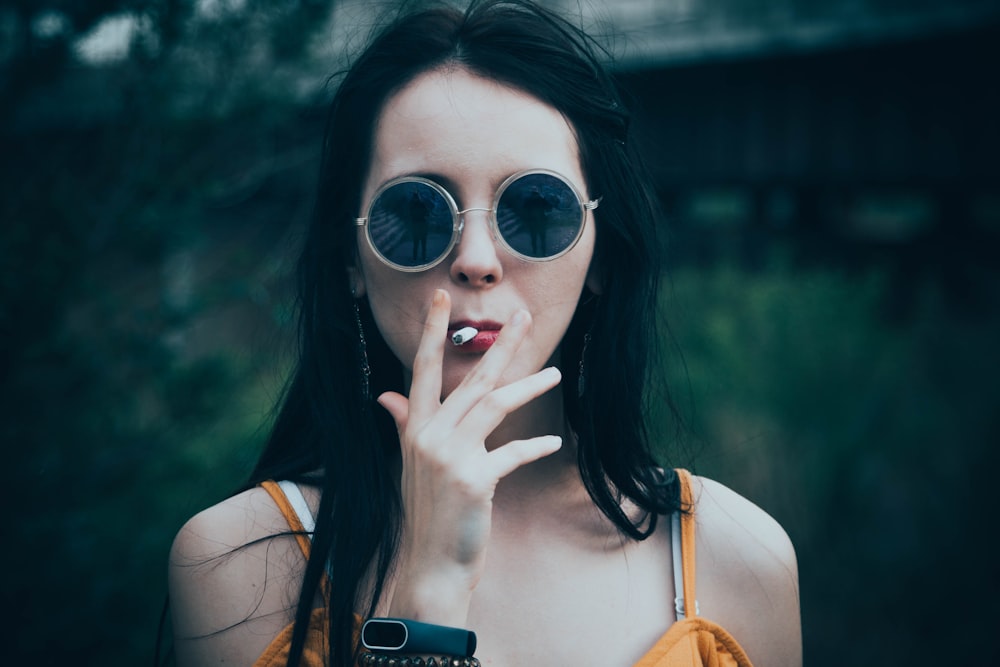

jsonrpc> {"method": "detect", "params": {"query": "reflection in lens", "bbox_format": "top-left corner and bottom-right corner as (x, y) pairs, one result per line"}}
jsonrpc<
(496, 173), (582, 259)
(368, 182), (454, 267)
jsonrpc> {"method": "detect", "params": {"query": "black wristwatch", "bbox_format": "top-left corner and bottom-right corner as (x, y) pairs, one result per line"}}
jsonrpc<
(361, 618), (477, 657)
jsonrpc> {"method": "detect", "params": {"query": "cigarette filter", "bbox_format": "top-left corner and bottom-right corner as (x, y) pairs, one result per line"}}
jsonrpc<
(451, 326), (479, 346)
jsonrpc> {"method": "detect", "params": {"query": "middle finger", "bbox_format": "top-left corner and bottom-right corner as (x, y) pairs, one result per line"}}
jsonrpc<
(436, 308), (532, 424)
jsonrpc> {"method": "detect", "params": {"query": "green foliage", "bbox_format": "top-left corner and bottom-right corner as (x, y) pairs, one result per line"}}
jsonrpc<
(658, 256), (1000, 664)
(1, 103), (305, 665)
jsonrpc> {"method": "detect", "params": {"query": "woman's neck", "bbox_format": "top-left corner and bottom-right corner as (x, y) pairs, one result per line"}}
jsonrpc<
(484, 383), (593, 513)
(483, 379), (569, 448)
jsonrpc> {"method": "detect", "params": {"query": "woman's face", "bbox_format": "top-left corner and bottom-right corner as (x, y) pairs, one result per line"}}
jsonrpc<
(353, 67), (597, 396)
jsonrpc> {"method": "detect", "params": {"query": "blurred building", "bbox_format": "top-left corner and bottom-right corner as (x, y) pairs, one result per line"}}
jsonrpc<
(581, 0), (1000, 316)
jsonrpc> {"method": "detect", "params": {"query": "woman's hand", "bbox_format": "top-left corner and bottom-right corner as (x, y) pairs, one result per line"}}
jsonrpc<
(376, 289), (563, 625)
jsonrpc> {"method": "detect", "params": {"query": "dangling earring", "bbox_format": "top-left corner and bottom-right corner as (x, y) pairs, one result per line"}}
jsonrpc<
(577, 331), (592, 398)
(352, 294), (371, 401)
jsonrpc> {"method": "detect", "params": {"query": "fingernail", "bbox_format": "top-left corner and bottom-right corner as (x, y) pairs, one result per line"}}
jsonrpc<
(511, 309), (529, 326)
(432, 289), (446, 306)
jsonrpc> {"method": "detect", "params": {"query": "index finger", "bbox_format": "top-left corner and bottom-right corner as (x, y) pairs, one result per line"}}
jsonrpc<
(406, 288), (450, 420)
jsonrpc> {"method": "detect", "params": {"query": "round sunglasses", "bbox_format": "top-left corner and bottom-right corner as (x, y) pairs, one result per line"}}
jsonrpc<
(354, 169), (599, 272)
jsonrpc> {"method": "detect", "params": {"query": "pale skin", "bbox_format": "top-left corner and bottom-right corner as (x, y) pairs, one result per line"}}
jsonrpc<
(168, 67), (802, 666)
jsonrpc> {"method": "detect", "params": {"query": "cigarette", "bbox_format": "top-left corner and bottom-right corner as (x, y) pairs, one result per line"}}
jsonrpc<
(451, 326), (478, 346)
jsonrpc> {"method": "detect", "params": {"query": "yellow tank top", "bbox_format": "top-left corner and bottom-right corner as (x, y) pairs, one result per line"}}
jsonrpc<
(254, 470), (753, 667)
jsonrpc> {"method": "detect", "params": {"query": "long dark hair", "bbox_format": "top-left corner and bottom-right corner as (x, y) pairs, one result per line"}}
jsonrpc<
(249, 1), (680, 664)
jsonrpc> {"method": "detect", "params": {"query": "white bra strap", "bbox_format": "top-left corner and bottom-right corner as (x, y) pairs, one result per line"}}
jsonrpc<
(277, 480), (316, 539)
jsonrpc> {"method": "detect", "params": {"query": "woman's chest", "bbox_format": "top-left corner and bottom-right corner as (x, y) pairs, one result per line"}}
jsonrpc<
(465, 529), (675, 667)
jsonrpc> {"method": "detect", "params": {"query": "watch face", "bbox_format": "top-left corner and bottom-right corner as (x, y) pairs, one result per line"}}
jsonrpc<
(362, 619), (407, 650)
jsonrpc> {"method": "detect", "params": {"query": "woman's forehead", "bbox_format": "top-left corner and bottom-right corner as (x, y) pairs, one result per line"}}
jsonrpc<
(366, 68), (584, 194)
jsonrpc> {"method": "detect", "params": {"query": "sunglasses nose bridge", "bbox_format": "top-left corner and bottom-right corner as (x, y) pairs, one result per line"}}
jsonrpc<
(451, 205), (503, 256)
(455, 206), (494, 235)
(456, 206), (493, 217)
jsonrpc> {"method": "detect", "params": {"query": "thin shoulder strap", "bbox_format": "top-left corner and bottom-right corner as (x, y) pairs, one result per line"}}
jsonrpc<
(671, 469), (699, 619)
(259, 480), (314, 560)
(277, 480), (316, 535)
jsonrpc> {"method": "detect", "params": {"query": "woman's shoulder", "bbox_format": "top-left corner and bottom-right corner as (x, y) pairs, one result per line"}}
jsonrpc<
(168, 485), (313, 665)
(688, 474), (797, 569)
(686, 473), (802, 667)
(172, 486), (289, 553)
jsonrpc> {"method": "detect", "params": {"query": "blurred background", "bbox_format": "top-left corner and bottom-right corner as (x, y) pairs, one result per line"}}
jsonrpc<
(2, 0), (998, 664)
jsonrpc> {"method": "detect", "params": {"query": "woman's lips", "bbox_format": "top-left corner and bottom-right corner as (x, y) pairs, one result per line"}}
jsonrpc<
(448, 320), (502, 353)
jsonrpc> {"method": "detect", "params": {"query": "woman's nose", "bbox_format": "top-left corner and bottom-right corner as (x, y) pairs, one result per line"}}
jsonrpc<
(449, 211), (503, 287)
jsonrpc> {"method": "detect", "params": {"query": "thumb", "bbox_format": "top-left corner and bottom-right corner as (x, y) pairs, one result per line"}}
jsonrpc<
(377, 391), (410, 432)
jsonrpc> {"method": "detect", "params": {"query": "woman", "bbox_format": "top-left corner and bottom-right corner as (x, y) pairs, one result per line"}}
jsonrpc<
(167, 2), (801, 665)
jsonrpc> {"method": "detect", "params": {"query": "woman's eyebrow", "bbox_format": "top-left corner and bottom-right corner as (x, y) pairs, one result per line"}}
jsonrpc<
(386, 171), (514, 203)
(405, 172), (460, 191)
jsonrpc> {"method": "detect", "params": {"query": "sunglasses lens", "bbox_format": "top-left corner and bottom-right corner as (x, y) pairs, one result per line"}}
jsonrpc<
(496, 172), (584, 259)
(367, 181), (455, 268)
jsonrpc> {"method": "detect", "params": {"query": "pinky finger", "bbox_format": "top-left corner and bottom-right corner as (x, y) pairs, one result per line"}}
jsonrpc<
(487, 435), (563, 480)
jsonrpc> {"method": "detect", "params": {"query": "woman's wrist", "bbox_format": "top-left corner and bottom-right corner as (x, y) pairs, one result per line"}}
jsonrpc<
(387, 567), (477, 627)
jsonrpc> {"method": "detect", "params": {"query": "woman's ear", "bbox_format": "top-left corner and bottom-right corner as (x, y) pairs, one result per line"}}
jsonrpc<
(348, 264), (367, 298)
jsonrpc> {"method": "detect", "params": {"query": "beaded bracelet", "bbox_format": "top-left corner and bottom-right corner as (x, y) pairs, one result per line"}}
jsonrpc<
(359, 653), (482, 667)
